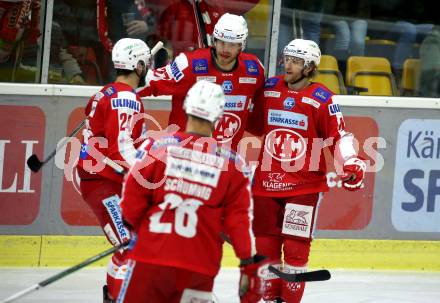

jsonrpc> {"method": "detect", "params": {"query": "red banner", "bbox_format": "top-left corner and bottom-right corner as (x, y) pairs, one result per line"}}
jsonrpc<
(0, 105), (44, 225)
(317, 116), (377, 230)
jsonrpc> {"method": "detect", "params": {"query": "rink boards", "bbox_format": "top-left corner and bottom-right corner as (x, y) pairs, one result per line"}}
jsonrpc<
(0, 83), (439, 270)
(1, 236), (439, 271)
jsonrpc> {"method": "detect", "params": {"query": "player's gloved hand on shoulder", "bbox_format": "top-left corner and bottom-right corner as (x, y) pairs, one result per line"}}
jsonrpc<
(122, 219), (137, 250)
(239, 255), (266, 303)
(342, 156), (367, 191)
(125, 231), (137, 250)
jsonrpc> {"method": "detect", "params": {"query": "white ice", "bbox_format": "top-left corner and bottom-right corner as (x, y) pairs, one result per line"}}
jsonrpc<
(1, 268), (439, 302)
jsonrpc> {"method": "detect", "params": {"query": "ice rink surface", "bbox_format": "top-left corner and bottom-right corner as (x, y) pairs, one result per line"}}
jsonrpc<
(1, 267), (440, 302)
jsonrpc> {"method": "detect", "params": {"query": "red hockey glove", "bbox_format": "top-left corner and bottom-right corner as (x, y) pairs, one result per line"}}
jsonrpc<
(342, 156), (367, 191)
(239, 255), (266, 303)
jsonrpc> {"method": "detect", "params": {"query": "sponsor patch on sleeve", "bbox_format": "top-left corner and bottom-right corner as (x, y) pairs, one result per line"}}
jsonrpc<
(104, 86), (116, 97)
(264, 77), (279, 88)
(192, 58), (208, 74)
(328, 103), (341, 115)
(80, 143), (88, 160)
(94, 91), (104, 101)
(312, 87), (331, 103)
(170, 61), (184, 81)
(245, 60), (260, 76)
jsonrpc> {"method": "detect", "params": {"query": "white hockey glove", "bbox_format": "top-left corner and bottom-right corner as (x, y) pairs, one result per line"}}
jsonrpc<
(342, 156), (367, 191)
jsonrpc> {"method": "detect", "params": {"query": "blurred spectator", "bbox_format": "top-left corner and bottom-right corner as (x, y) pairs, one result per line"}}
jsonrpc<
(418, 25), (440, 97)
(277, 0), (369, 75)
(49, 22), (85, 84)
(97, 0), (154, 53)
(0, 0), (41, 82)
(149, 0), (259, 59)
(369, 0), (435, 73)
(327, 1), (370, 60)
(52, 0), (102, 84)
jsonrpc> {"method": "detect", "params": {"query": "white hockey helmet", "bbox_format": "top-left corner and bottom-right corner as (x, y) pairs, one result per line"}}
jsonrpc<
(283, 39), (321, 67)
(112, 38), (151, 70)
(213, 13), (248, 50)
(184, 80), (225, 123)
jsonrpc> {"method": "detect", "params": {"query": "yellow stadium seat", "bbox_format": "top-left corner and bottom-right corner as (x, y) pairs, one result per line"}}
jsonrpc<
(346, 56), (398, 96)
(313, 55), (347, 94)
(401, 58), (420, 95)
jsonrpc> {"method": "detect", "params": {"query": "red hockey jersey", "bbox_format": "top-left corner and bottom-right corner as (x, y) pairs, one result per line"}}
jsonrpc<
(77, 82), (145, 183)
(248, 77), (356, 197)
(121, 132), (256, 277)
(137, 47), (265, 150)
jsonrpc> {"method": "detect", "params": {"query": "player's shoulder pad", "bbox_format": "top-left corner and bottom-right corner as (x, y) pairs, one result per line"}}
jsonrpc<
(167, 53), (190, 82)
(310, 83), (334, 104)
(264, 76), (281, 89)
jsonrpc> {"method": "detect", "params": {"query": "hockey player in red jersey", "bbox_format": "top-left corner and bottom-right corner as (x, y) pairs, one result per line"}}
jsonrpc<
(245, 39), (367, 303)
(137, 13), (265, 151)
(76, 38), (150, 302)
(118, 80), (265, 303)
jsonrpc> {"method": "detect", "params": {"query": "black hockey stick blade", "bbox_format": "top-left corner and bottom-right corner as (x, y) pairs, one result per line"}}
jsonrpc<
(268, 265), (331, 282)
(27, 154), (44, 173)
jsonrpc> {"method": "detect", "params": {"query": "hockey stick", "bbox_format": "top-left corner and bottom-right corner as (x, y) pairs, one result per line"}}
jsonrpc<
(27, 119), (85, 172)
(268, 265), (331, 283)
(150, 41), (164, 57)
(0, 242), (128, 303)
(191, 0), (208, 47)
(26, 41), (164, 173)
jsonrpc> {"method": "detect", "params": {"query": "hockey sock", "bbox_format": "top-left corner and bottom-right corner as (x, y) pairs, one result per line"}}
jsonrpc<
(256, 236), (283, 301)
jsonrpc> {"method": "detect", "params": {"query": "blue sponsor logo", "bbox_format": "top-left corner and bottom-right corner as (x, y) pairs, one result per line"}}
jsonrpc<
(79, 143), (88, 160)
(192, 59), (208, 74)
(283, 97), (295, 110)
(104, 86), (115, 97)
(245, 60), (259, 76)
(312, 87), (331, 103)
(328, 104), (341, 115)
(111, 98), (141, 112)
(222, 80), (233, 94)
(264, 77), (279, 88)
(170, 61), (183, 81)
(103, 197), (128, 240)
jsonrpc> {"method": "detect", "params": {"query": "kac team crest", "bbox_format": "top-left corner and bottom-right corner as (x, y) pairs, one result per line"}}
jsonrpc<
(213, 113), (241, 143)
(264, 128), (306, 161)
